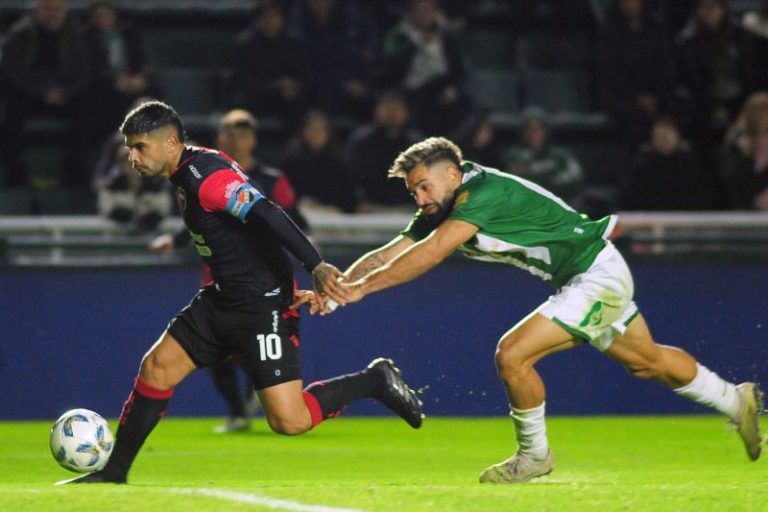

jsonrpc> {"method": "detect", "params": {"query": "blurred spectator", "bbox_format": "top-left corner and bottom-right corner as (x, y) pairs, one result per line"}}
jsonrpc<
(596, 0), (679, 145)
(83, 1), (151, 144)
(289, 0), (377, 120)
(231, 1), (309, 128)
(379, 0), (470, 134)
(720, 92), (768, 210)
(215, 109), (307, 230)
(742, 0), (768, 91)
(504, 106), (585, 206)
(96, 145), (171, 232)
(450, 108), (506, 169)
(675, 0), (755, 150)
(344, 90), (422, 211)
(0, 0), (92, 188)
(619, 116), (712, 210)
(281, 110), (358, 213)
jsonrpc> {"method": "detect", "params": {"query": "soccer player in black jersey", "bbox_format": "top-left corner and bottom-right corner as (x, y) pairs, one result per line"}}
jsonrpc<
(59, 101), (424, 485)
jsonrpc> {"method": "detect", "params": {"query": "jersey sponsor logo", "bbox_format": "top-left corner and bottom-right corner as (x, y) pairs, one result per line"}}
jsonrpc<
(188, 165), (202, 179)
(176, 186), (187, 211)
(223, 180), (241, 199)
(264, 287), (281, 297)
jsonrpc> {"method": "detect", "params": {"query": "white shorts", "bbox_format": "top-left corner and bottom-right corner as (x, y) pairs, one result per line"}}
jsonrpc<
(537, 242), (639, 351)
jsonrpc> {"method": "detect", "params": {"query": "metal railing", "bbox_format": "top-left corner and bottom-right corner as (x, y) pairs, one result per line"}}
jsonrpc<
(0, 211), (766, 267)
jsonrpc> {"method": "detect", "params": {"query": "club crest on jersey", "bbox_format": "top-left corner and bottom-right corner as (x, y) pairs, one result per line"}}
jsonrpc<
(454, 190), (470, 208)
(176, 186), (187, 211)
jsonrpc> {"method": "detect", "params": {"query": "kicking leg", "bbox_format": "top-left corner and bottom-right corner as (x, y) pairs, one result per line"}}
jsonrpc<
(59, 331), (197, 484)
(606, 314), (763, 460)
(258, 359), (423, 435)
(480, 312), (579, 484)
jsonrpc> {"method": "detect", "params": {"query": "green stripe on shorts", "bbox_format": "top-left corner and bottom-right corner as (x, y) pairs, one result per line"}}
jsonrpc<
(552, 317), (590, 343)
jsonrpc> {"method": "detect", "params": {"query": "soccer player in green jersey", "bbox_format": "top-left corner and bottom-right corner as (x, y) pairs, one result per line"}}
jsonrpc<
(309, 136), (764, 483)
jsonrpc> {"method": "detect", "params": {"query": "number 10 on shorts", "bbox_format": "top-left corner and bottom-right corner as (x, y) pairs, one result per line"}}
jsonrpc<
(257, 334), (283, 361)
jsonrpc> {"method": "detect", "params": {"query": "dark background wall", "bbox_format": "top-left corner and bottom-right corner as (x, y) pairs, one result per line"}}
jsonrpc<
(1, 258), (766, 420)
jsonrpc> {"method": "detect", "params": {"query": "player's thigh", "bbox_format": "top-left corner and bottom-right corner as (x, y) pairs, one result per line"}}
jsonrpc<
(257, 379), (311, 434)
(496, 311), (579, 367)
(231, 302), (303, 391)
(602, 313), (661, 368)
(139, 330), (198, 388)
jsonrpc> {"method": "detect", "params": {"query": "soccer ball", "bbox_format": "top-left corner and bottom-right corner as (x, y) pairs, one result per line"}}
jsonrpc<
(49, 408), (114, 473)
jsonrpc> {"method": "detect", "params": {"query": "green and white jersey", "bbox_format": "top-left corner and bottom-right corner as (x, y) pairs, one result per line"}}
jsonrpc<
(401, 162), (617, 289)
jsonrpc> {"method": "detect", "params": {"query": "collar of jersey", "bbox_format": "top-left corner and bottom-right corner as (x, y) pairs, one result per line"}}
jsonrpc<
(171, 147), (195, 177)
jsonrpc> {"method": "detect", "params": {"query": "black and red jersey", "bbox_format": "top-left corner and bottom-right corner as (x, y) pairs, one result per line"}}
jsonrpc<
(169, 146), (297, 303)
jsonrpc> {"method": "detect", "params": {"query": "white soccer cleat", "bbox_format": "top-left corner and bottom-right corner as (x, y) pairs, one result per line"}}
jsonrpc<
(213, 416), (250, 434)
(479, 450), (554, 484)
(730, 382), (764, 461)
(244, 390), (263, 418)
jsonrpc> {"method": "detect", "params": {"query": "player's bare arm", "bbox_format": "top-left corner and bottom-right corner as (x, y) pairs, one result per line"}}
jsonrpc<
(341, 219), (478, 303)
(293, 236), (415, 314)
(343, 235), (415, 281)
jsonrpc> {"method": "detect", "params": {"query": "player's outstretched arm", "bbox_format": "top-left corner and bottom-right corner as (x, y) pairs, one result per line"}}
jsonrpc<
(343, 235), (416, 282)
(343, 219), (478, 303)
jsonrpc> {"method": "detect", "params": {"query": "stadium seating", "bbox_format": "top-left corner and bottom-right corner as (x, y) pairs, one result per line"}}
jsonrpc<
(522, 68), (593, 114)
(466, 69), (521, 114)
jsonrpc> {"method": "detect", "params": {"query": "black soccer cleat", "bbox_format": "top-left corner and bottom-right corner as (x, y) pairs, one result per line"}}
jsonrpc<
(55, 470), (126, 485)
(367, 357), (424, 429)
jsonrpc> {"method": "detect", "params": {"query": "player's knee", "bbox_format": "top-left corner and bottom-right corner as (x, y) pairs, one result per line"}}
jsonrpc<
(494, 340), (528, 375)
(266, 414), (311, 436)
(139, 352), (171, 387)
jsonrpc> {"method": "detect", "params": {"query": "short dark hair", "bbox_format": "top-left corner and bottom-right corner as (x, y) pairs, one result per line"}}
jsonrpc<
(120, 101), (186, 141)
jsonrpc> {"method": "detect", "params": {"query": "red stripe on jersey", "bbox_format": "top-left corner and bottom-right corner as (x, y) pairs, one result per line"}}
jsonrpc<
(198, 169), (247, 213)
(272, 174), (297, 209)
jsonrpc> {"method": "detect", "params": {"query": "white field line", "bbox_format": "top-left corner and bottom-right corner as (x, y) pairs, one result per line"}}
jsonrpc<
(170, 487), (367, 512)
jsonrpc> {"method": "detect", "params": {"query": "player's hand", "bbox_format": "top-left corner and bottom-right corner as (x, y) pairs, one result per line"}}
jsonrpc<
(311, 261), (349, 307)
(149, 233), (175, 253)
(336, 280), (366, 304)
(291, 290), (323, 315)
(291, 290), (340, 315)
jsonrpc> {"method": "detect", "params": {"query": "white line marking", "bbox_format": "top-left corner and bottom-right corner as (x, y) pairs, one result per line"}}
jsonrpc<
(171, 487), (366, 512)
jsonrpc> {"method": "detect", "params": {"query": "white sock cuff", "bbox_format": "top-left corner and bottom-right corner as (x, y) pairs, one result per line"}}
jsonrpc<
(673, 363), (707, 394)
(510, 401), (546, 417)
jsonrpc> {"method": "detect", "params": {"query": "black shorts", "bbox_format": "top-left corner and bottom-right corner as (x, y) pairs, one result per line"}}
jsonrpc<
(167, 286), (301, 390)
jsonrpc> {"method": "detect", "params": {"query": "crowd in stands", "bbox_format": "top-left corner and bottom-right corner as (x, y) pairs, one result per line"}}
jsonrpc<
(1, 0), (768, 227)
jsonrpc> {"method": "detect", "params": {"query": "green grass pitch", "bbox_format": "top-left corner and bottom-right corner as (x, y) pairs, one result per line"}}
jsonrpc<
(0, 415), (766, 512)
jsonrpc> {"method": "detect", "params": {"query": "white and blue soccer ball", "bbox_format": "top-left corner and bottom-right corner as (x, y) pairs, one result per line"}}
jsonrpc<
(49, 408), (114, 473)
